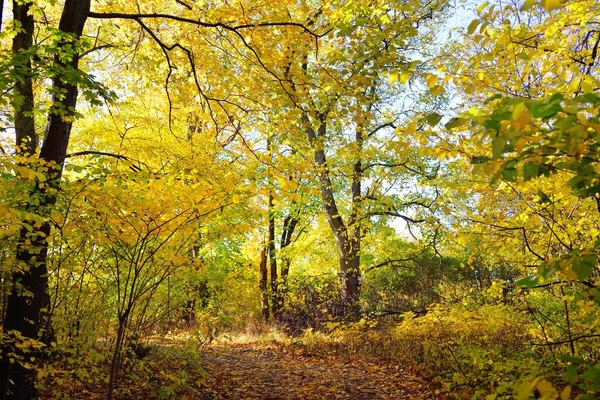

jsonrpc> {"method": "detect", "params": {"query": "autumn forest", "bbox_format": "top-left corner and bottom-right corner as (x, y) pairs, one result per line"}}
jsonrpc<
(0, 0), (599, 398)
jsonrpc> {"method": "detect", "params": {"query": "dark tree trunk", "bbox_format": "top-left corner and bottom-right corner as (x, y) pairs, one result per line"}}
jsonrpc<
(345, 111), (365, 318)
(274, 214), (299, 320)
(303, 115), (361, 316)
(1, 3), (40, 398)
(1, 1), (90, 398)
(0, 0), (4, 32)
(259, 247), (270, 321)
(12, 0), (36, 156)
(268, 190), (279, 316)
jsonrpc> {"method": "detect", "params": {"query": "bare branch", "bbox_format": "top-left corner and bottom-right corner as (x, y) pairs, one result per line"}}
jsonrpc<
(533, 333), (600, 347)
(88, 11), (330, 38)
(367, 122), (397, 137)
(175, 0), (193, 11)
(65, 150), (128, 160)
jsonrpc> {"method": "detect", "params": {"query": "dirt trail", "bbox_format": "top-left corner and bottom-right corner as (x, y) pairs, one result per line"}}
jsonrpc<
(199, 342), (434, 400)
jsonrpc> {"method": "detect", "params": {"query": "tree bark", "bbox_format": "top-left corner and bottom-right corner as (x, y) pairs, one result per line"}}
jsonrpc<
(0, 0), (4, 33)
(1, 3), (40, 398)
(268, 189), (279, 316)
(274, 213), (299, 320)
(259, 246), (270, 321)
(12, 0), (36, 156)
(303, 115), (361, 316)
(1, 1), (90, 398)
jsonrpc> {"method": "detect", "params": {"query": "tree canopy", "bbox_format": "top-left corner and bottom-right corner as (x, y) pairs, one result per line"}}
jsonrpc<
(0, 0), (599, 398)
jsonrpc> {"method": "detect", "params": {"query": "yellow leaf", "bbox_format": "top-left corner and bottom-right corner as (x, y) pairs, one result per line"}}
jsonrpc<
(560, 260), (578, 280)
(431, 85), (445, 96)
(536, 378), (559, 399)
(560, 386), (571, 400)
(512, 103), (531, 129)
(426, 74), (437, 89)
(388, 71), (398, 84)
(520, 0), (536, 10)
(541, 0), (561, 11)
(581, 79), (594, 93)
(400, 71), (410, 84)
(476, 1), (489, 14)
(516, 137), (528, 153)
(516, 377), (542, 400)
(17, 166), (36, 181)
(467, 19), (480, 35)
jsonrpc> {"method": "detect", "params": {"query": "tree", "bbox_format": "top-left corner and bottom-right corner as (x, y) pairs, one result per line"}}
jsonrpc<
(433, 0), (600, 387)
(1, 2), (92, 397)
(255, 0), (448, 314)
(0, 1), (322, 396)
(442, 0), (600, 292)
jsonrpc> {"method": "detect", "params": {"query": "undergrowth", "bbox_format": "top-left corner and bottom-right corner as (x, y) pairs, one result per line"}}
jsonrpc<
(297, 303), (596, 399)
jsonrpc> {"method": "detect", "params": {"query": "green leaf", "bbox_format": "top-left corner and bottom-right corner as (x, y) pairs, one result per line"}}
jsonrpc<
(549, 93), (564, 102)
(530, 101), (562, 119)
(522, 162), (539, 180)
(557, 355), (586, 365)
(516, 276), (539, 288)
(571, 254), (596, 280)
(568, 175), (589, 192)
(492, 137), (506, 159)
(564, 364), (578, 384)
(471, 156), (491, 164)
(425, 113), (443, 126)
(575, 93), (600, 104)
(538, 164), (550, 177)
(540, 259), (560, 280)
(501, 167), (518, 182)
(484, 110), (511, 131)
(445, 117), (467, 129)
(581, 363), (600, 390)
(537, 189), (552, 204)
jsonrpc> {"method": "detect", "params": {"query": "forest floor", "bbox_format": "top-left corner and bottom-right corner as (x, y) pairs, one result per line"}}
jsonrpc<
(43, 335), (438, 399)
(197, 340), (435, 400)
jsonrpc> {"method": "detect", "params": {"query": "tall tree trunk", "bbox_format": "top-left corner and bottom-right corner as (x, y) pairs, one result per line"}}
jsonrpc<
(1, 3), (40, 398)
(274, 214), (299, 320)
(1, 1), (90, 398)
(303, 115), (361, 316)
(268, 189), (279, 316)
(12, 0), (36, 156)
(346, 112), (366, 318)
(259, 247), (270, 321)
(0, 0), (4, 33)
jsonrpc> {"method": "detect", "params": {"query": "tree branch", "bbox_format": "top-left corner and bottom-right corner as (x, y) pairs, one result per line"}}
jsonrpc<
(533, 333), (600, 347)
(87, 11), (330, 38)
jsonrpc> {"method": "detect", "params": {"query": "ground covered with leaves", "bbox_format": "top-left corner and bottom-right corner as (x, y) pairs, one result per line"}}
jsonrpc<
(40, 335), (435, 399)
(199, 341), (433, 400)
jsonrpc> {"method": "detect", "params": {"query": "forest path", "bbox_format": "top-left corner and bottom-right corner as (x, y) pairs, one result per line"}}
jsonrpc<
(199, 341), (434, 400)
